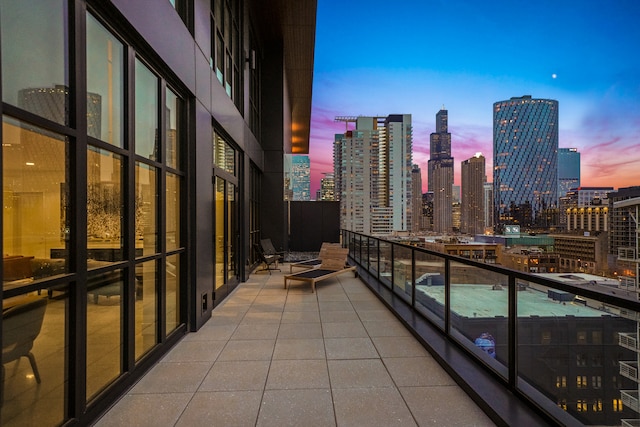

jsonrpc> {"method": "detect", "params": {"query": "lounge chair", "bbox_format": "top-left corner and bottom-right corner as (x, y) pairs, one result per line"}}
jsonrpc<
(289, 242), (341, 273)
(260, 239), (285, 262)
(284, 246), (356, 292)
(255, 243), (281, 274)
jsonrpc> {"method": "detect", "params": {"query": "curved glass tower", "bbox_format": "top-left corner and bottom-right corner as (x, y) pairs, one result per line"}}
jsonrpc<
(493, 96), (558, 231)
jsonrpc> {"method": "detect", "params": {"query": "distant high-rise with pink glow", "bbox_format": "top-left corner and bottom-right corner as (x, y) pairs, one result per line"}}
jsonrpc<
(428, 108), (454, 233)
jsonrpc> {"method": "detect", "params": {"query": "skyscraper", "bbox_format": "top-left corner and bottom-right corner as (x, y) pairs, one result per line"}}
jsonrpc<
(483, 182), (494, 232)
(493, 96), (558, 232)
(385, 114), (413, 232)
(428, 108), (454, 233)
(334, 115), (412, 235)
(461, 154), (486, 235)
(411, 164), (423, 232)
(291, 155), (311, 201)
(333, 133), (344, 202)
(320, 172), (335, 201)
(608, 186), (640, 288)
(558, 148), (580, 198)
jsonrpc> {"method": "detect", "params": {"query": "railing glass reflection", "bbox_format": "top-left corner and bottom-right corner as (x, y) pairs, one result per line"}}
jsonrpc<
(344, 230), (640, 426)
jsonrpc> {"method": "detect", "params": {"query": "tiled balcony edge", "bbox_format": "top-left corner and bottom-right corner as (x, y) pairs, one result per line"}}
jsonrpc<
(354, 266), (577, 427)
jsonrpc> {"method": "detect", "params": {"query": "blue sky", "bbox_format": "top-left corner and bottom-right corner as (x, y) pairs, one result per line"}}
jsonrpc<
(308, 0), (640, 193)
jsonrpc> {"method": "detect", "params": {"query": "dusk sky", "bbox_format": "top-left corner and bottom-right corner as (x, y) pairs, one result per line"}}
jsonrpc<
(308, 0), (640, 195)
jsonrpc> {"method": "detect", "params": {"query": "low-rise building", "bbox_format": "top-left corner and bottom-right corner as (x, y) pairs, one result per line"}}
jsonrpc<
(551, 232), (610, 275)
(500, 247), (560, 273)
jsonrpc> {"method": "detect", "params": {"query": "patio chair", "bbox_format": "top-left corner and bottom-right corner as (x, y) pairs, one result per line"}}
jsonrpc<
(255, 243), (281, 274)
(289, 242), (341, 273)
(2, 296), (47, 403)
(260, 239), (285, 261)
(284, 245), (356, 292)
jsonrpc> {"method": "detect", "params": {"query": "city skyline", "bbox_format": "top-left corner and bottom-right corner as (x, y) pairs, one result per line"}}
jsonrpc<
(308, 0), (640, 195)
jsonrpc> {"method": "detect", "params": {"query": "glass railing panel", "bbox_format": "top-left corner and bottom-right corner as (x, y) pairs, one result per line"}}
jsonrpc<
(367, 237), (379, 277)
(361, 234), (369, 271)
(392, 244), (412, 303)
(414, 250), (446, 330)
(517, 279), (639, 425)
(449, 260), (509, 377)
(379, 240), (392, 289)
(351, 234), (362, 264)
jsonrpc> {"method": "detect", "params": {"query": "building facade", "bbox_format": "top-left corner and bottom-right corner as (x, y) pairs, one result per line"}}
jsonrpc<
(334, 115), (412, 235)
(461, 154), (486, 236)
(483, 181), (494, 233)
(428, 108), (454, 233)
(551, 233), (609, 274)
(563, 187), (613, 232)
(320, 172), (335, 201)
(609, 187), (640, 287)
(558, 147), (581, 198)
(411, 164), (423, 232)
(493, 96), (559, 232)
(290, 155), (311, 201)
(0, 0), (316, 424)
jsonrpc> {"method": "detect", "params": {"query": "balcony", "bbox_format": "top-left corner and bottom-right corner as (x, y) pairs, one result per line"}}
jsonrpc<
(97, 230), (640, 426)
(619, 247), (638, 262)
(621, 332), (639, 351)
(621, 361), (640, 382)
(95, 258), (494, 426)
(344, 230), (640, 426)
(623, 390), (640, 413)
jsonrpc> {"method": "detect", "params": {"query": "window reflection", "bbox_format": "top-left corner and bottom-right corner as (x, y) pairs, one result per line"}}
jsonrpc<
(166, 172), (180, 251)
(135, 60), (158, 161)
(215, 178), (225, 291)
(87, 13), (124, 146)
(88, 147), (123, 261)
(1, 291), (66, 426)
(166, 254), (179, 335)
(86, 269), (123, 400)
(213, 130), (235, 175)
(135, 162), (157, 256)
(165, 89), (180, 169)
(1, 0), (68, 124)
(135, 260), (157, 359)
(2, 116), (69, 282)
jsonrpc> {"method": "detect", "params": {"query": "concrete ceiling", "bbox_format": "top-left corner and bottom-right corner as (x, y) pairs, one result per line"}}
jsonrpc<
(249, 0), (317, 154)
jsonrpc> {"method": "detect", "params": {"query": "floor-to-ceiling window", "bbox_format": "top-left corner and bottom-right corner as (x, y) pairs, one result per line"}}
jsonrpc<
(249, 163), (262, 266)
(1, 1), (71, 424)
(213, 129), (239, 302)
(210, 0), (243, 110)
(0, 2), (188, 424)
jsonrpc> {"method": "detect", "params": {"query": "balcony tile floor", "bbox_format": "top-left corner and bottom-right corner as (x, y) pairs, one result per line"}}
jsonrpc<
(94, 264), (496, 427)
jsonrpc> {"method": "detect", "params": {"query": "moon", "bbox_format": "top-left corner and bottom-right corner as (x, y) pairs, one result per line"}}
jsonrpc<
(552, 73), (557, 79)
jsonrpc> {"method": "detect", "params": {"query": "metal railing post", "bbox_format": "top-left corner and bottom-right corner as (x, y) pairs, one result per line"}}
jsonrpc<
(508, 274), (517, 389)
(411, 248), (416, 308)
(444, 258), (451, 334)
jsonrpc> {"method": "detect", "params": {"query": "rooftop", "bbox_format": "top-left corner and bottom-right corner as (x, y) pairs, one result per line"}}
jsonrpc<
(417, 284), (605, 318)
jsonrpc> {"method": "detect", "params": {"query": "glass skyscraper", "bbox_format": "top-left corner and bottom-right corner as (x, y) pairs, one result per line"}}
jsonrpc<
(291, 155), (311, 201)
(558, 147), (581, 197)
(493, 96), (559, 231)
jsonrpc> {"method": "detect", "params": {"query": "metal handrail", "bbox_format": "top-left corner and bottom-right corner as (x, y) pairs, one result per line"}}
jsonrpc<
(343, 229), (640, 427)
